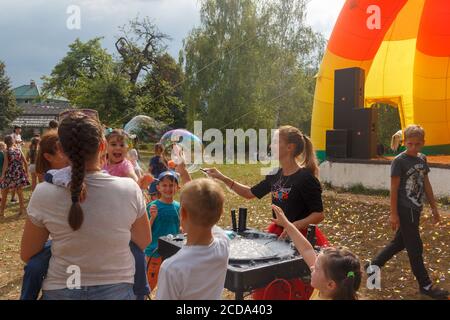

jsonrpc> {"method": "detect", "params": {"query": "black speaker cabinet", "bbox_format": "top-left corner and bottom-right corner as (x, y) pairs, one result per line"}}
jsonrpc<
(334, 67), (365, 130)
(351, 108), (378, 159)
(326, 129), (352, 159)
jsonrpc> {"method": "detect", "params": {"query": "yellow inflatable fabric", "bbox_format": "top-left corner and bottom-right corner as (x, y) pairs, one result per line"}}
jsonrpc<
(311, 0), (450, 161)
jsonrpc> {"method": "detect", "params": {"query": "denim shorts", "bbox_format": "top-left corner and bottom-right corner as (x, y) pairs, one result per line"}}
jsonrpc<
(42, 283), (135, 300)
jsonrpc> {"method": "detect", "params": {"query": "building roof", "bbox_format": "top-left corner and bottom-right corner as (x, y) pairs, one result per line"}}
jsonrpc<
(18, 103), (72, 115)
(13, 81), (69, 103)
(11, 104), (74, 128)
(13, 84), (40, 99)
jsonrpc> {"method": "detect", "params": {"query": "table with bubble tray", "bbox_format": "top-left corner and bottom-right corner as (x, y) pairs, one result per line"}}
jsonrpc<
(158, 228), (314, 300)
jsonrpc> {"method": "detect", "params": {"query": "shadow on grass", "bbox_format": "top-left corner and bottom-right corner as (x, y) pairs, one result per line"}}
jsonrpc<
(0, 277), (22, 299)
(0, 212), (25, 225)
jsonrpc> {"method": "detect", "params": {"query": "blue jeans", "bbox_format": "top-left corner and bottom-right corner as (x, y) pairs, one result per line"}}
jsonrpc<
(42, 283), (135, 300)
(20, 241), (150, 300)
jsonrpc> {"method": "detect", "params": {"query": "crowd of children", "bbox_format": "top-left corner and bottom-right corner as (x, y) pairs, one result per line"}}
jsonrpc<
(0, 111), (444, 301)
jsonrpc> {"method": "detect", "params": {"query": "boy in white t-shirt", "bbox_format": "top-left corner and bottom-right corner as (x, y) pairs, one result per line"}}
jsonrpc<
(156, 178), (230, 300)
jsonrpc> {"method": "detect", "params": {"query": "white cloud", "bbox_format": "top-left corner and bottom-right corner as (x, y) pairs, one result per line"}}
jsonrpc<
(0, 0), (345, 87)
(306, 0), (346, 39)
(0, 0), (201, 87)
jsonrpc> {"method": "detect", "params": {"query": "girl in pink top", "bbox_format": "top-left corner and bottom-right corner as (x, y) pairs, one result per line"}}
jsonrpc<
(103, 129), (138, 182)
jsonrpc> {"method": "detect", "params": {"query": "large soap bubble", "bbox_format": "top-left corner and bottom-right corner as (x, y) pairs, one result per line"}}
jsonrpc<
(124, 115), (168, 143)
(160, 129), (203, 173)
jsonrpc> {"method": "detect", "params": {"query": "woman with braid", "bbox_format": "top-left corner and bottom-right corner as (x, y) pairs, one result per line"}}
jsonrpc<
(20, 112), (151, 300)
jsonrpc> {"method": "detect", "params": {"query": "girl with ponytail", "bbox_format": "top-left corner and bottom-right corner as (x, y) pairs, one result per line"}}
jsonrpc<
(20, 112), (151, 300)
(205, 125), (327, 299)
(272, 204), (361, 300)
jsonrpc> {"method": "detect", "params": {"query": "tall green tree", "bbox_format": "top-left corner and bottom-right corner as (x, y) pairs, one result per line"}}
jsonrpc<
(138, 53), (186, 128)
(116, 17), (170, 85)
(182, 0), (325, 133)
(42, 38), (131, 126)
(258, 0), (325, 132)
(376, 103), (402, 150)
(0, 61), (21, 131)
(42, 38), (114, 102)
(183, 0), (266, 131)
(42, 18), (186, 127)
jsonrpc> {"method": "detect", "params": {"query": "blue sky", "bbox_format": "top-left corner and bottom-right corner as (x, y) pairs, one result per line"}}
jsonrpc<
(0, 0), (345, 88)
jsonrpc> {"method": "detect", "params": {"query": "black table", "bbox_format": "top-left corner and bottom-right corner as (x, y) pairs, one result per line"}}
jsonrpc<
(158, 229), (313, 300)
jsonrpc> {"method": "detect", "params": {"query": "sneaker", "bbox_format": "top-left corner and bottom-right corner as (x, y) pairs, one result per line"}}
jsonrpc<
(10, 198), (17, 203)
(420, 285), (449, 300)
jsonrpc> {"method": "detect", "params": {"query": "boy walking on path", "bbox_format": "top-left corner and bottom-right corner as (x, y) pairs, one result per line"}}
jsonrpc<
(368, 125), (448, 300)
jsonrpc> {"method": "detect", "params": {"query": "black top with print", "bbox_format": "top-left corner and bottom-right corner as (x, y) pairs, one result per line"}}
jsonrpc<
(391, 152), (431, 210)
(251, 168), (323, 223)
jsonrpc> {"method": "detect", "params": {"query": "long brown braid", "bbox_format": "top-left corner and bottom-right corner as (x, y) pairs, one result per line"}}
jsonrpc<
(58, 112), (104, 231)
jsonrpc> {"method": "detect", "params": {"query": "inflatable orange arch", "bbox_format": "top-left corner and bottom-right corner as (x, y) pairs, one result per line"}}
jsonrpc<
(311, 0), (450, 161)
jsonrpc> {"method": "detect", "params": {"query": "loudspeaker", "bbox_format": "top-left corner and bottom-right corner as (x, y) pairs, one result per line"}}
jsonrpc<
(351, 108), (378, 159)
(326, 129), (352, 158)
(334, 68), (365, 129)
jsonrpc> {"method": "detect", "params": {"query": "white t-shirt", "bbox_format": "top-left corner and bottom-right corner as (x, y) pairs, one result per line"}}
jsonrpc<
(11, 133), (22, 144)
(156, 226), (230, 300)
(27, 172), (146, 290)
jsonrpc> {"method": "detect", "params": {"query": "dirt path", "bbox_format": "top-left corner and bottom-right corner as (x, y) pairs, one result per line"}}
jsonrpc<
(1, 189), (448, 300)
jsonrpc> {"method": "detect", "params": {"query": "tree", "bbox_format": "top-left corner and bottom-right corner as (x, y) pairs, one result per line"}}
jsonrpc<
(138, 53), (186, 128)
(116, 17), (170, 85)
(71, 72), (133, 126)
(0, 61), (21, 131)
(258, 0), (325, 132)
(376, 103), (402, 150)
(183, 0), (270, 131)
(182, 0), (325, 133)
(42, 18), (187, 127)
(42, 38), (114, 102)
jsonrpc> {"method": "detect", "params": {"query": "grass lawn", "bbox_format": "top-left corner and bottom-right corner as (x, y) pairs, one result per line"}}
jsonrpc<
(0, 163), (449, 300)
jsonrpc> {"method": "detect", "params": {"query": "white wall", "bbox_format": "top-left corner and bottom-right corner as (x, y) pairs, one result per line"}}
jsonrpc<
(319, 161), (450, 198)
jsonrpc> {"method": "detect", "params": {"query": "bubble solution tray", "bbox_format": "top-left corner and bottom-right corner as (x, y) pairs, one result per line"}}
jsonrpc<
(158, 229), (313, 300)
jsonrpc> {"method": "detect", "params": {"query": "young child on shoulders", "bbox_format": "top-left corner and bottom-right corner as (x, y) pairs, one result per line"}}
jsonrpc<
(272, 204), (361, 300)
(156, 178), (230, 300)
(104, 129), (138, 182)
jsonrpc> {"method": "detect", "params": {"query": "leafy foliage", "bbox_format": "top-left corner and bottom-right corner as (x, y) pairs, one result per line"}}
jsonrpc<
(182, 0), (325, 133)
(0, 61), (22, 131)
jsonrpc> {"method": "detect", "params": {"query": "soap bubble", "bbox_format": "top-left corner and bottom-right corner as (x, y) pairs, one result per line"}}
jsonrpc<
(160, 129), (203, 173)
(123, 115), (168, 143)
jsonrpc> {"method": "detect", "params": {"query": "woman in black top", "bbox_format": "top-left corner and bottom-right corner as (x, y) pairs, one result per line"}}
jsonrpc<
(206, 125), (326, 239)
(206, 125), (327, 300)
